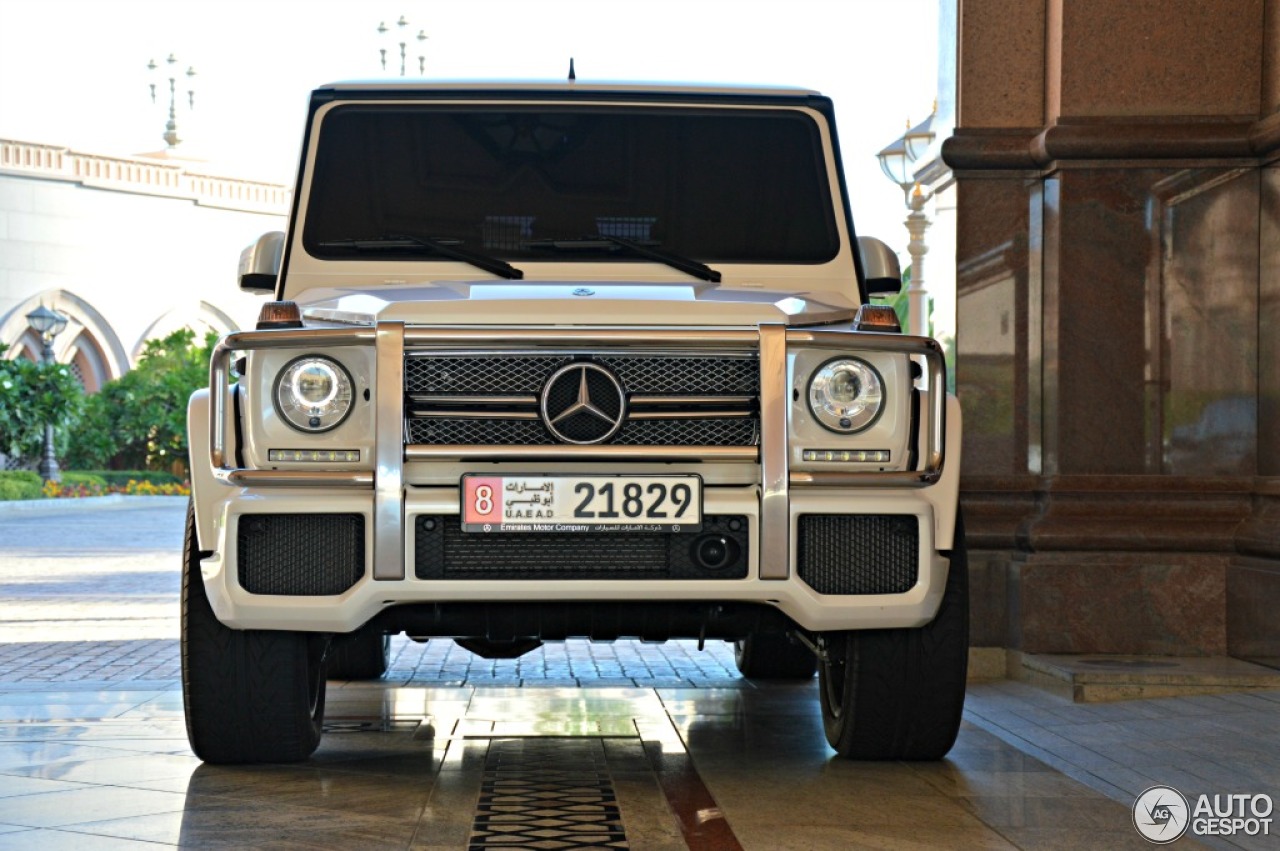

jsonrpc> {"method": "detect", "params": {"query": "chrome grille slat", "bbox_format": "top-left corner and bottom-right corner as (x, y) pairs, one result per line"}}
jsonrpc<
(628, 410), (754, 420)
(407, 410), (541, 420)
(407, 394), (539, 406)
(631, 395), (755, 406)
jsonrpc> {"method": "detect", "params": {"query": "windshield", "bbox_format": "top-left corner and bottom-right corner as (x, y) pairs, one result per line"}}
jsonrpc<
(302, 104), (840, 265)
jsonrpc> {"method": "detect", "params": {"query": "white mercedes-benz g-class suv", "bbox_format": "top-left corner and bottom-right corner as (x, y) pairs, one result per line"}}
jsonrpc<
(184, 81), (965, 765)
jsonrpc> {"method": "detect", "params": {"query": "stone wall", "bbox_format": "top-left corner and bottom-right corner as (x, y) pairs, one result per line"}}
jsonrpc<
(946, 0), (1280, 665)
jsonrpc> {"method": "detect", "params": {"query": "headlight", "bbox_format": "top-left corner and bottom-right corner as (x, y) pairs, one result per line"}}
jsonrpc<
(273, 356), (354, 432)
(807, 357), (884, 433)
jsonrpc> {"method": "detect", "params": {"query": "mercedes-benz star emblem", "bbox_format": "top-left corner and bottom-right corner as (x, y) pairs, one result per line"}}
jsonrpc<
(540, 362), (626, 444)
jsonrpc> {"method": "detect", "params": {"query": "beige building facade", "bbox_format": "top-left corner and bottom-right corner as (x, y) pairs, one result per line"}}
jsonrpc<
(0, 140), (286, 391)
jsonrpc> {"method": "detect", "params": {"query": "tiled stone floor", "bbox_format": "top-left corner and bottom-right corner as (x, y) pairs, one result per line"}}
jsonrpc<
(0, 500), (1275, 848)
(0, 672), (1237, 850)
(964, 679), (1280, 849)
(1, 652), (1276, 848)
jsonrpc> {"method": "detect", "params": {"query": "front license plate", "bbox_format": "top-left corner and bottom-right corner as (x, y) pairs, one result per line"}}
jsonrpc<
(461, 475), (702, 533)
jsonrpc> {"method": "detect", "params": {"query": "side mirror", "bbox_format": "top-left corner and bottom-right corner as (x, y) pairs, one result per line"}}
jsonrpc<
(239, 232), (285, 292)
(857, 236), (902, 296)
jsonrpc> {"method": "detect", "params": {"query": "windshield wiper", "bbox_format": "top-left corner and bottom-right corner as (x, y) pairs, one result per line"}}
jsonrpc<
(527, 235), (722, 283)
(317, 234), (523, 280)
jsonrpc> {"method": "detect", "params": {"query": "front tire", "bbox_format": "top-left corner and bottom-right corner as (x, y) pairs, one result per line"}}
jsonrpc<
(818, 511), (969, 760)
(733, 633), (817, 679)
(181, 502), (326, 764)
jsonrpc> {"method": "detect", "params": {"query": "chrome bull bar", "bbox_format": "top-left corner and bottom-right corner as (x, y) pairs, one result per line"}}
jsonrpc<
(205, 322), (947, 583)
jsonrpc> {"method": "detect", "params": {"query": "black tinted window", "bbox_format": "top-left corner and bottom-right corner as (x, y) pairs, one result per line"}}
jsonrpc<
(303, 105), (839, 264)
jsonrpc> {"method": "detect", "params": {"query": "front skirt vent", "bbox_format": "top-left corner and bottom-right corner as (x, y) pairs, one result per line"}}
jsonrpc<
(237, 513), (365, 596)
(796, 515), (919, 595)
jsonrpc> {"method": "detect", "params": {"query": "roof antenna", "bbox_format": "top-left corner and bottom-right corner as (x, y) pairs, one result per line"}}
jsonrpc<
(568, 57), (576, 82)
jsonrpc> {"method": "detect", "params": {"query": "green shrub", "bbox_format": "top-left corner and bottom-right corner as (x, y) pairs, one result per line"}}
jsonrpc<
(0, 470), (43, 501)
(63, 328), (215, 473)
(0, 343), (84, 463)
(74, 470), (181, 487)
(61, 471), (107, 486)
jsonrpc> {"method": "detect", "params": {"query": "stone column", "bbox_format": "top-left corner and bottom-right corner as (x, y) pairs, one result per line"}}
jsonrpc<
(945, 0), (1280, 662)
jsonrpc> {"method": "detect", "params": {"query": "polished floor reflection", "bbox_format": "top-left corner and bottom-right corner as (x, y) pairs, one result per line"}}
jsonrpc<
(1, 503), (1264, 848)
(0, 670), (1246, 850)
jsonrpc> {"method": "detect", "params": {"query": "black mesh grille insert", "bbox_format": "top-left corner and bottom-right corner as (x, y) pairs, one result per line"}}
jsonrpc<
(796, 515), (919, 595)
(406, 355), (567, 395)
(237, 514), (365, 596)
(408, 418), (550, 445)
(404, 353), (758, 396)
(415, 515), (749, 580)
(616, 418), (758, 446)
(406, 416), (758, 446)
(602, 354), (758, 395)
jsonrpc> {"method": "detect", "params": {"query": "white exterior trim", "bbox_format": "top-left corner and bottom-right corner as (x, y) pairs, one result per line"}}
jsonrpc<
(0, 139), (290, 216)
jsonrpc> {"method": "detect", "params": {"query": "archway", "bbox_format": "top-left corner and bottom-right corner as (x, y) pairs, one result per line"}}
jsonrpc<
(0, 291), (129, 385)
(133, 301), (240, 361)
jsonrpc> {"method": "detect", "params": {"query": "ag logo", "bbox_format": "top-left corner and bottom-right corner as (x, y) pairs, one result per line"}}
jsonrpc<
(1133, 785), (1189, 843)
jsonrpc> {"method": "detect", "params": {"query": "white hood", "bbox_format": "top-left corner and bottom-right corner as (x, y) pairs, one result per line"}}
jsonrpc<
(296, 280), (859, 327)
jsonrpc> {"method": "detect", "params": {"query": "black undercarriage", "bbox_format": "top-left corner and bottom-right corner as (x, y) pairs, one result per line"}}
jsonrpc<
(362, 600), (800, 658)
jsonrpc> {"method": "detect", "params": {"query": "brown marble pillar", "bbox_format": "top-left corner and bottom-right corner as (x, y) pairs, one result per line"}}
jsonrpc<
(946, 0), (1280, 661)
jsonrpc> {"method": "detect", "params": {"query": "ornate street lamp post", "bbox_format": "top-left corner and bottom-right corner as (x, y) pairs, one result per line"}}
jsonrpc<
(377, 15), (428, 76)
(25, 305), (68, 484)
(146, 53), (197, 149)
(876, 110), (937, 338)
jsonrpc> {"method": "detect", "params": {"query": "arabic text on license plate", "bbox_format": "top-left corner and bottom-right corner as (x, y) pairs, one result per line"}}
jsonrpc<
(460, 475), (701, 533)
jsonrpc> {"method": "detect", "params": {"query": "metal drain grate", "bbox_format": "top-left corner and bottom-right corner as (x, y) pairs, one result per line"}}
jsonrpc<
(469, 738), (628, 849)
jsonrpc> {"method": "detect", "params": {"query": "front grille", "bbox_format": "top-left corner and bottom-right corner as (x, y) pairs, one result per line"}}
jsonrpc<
(796, 515), (918, 595)
(404, 351), (759, 447)
(414, 515), (749, 580)
(237, 513), (365, 596)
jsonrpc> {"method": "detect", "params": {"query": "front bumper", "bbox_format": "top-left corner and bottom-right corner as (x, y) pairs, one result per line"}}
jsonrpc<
(188, 324), (961, 635)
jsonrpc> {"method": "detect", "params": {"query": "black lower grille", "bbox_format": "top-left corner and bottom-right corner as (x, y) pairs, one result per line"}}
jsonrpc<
(406, 416), (758, 446)
(237, 513), (365, 596)
(616, 418), (758, 446)
(796, 515), (919, 595)
(415, 515), (749, 580)
(408, 418), (548, 445)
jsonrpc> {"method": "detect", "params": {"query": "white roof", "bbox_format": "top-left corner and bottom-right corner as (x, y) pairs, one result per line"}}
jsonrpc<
(316, 79), (821, 98)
